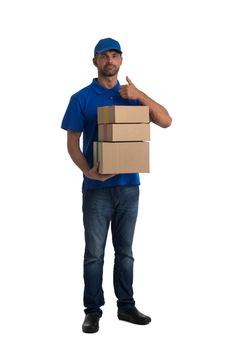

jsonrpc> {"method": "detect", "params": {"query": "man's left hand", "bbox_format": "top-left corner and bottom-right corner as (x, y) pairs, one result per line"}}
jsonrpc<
(119, 76), (141, 100)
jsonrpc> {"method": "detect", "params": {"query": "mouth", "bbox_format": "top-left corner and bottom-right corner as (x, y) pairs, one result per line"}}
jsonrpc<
(104, 65), (115, 70)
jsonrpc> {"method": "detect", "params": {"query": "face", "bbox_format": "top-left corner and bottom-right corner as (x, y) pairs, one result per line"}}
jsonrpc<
(93, 50), (122, 77)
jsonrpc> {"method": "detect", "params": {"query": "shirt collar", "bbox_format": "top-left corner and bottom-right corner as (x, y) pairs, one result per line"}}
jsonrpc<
(91, 78), (120, 94)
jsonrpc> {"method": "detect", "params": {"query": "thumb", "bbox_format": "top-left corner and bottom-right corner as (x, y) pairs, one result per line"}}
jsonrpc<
(126, 76), (133, 85)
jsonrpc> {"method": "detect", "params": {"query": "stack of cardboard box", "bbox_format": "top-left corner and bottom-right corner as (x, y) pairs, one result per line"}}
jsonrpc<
(93, 106), (150, 174)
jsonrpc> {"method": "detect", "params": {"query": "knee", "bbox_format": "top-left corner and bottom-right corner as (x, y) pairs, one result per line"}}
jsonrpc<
(84, 246), (105, 265)
(115, 248), (134, 261)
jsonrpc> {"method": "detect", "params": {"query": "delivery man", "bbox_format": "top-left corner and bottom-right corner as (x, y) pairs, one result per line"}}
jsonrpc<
(61, 38), (172, 333)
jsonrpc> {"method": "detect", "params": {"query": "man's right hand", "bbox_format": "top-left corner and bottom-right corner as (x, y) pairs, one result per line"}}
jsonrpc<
(85, 163), (115, 181)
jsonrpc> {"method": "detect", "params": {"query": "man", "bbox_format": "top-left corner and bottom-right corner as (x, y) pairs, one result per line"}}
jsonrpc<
(61, 38), (172, 333)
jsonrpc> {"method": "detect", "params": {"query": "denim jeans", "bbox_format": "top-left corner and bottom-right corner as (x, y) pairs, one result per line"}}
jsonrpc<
(82, 185), (139, 316)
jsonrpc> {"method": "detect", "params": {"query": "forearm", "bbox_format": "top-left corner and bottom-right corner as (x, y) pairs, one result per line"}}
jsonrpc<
(137, 91), (172, 128)
(67, 133), (114, 181)
(68, 144), (90, 176)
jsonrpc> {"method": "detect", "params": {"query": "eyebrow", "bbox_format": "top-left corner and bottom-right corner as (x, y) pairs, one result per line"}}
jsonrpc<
(98, 50), (121, 56)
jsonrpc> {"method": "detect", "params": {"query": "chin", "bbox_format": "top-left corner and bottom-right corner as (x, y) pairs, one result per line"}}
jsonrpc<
(102, 69), (119, 77)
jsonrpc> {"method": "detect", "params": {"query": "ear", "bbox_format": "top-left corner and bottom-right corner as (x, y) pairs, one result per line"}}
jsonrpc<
(119, 56), (123, 66)
(93, 57), (97, 67)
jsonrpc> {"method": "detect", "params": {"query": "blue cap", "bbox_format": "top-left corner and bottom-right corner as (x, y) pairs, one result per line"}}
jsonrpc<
(94, 38), (122, 55)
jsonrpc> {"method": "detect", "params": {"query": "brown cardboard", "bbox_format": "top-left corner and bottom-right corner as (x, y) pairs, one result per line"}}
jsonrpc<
(98, 123), (150, 142)
(98, 106), (150, 124)
(93, 141), (149, 174)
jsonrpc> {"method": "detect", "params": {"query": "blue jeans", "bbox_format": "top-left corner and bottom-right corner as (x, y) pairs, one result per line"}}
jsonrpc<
(82, 186), (139, 316)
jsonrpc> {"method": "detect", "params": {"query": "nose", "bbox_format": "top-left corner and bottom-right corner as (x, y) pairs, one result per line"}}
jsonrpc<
(107, 56), (113, 64)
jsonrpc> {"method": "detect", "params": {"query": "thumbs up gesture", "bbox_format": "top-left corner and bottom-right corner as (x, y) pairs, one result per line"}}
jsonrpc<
(119, 76), (141, 100)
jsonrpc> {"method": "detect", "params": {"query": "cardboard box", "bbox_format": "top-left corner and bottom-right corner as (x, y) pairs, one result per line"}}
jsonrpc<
(98, 123), (150, 142)
(98, 106), (150, 124)
(93, 141), (150, 174)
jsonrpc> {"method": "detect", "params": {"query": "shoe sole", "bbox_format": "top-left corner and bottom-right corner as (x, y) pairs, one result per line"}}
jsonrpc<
(82, 326), (99, 333)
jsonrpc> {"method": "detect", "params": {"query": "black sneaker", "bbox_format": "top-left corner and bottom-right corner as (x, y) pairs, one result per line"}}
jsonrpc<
(118, 306), (151, 325)
(82, 313), (100, 333)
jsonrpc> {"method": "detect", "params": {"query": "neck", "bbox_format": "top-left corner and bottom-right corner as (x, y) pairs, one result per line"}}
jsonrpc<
(97, 75), (118, 89)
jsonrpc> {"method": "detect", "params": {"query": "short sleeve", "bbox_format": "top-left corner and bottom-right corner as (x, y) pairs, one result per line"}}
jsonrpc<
(61, 94), (84, 132)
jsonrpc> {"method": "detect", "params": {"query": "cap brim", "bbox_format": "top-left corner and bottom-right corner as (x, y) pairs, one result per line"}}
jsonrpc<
(95, 47), (122, 54)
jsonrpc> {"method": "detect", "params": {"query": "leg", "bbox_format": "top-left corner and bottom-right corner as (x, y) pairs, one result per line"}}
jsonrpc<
(82, 188), (113, 316)
(111, 186), (139, 310)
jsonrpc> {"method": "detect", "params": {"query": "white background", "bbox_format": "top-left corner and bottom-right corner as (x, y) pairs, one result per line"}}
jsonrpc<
(0, 0), (233, 349)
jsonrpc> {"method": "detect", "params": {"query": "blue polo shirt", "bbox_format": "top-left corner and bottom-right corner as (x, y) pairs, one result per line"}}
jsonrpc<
(61, 79), (142, 190)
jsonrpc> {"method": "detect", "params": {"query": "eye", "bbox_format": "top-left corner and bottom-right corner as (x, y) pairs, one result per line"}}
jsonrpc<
(98, 53), (107, 60)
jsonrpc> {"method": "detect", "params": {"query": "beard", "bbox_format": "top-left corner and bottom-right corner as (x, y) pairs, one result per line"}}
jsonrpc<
(99, 64), (120, 77)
